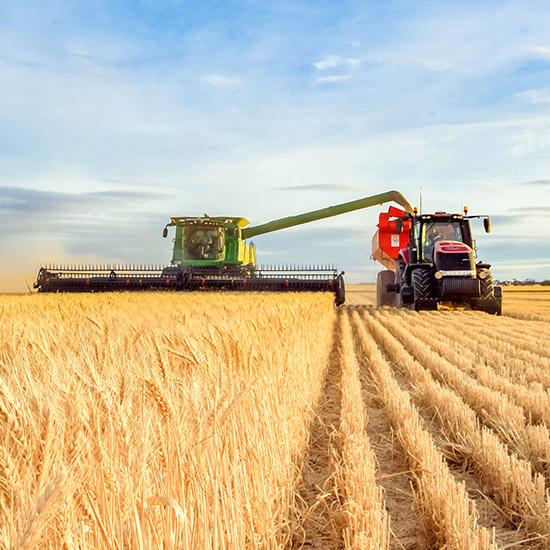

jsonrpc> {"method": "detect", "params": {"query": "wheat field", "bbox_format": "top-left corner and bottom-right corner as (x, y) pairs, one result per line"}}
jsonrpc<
(1, 287), (549, 549)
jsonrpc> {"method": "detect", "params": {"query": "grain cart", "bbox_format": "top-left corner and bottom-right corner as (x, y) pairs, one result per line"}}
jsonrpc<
(35, 190), (412, 305)
(373, 206), (502, 314)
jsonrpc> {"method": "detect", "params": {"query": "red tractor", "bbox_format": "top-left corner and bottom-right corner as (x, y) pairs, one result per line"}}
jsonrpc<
(373, 206), (502, 314)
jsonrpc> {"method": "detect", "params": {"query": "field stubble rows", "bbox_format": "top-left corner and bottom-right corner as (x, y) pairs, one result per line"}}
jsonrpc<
(0, 290), (549, 549)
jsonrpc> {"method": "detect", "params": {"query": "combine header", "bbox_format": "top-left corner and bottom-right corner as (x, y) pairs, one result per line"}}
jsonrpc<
(373, 205), (502, 314)
(35, 190), (412, 305)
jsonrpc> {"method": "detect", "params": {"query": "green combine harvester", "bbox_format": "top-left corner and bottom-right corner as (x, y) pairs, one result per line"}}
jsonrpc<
(34, 190), (412, 304)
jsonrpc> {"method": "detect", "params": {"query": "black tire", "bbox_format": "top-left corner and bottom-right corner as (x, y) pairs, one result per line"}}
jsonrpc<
(471, 268), (501, 314)
(376, 270), (396, 307)
(334, 274), (345, 306)
(396, 257), (407, 286)
(412, 269), (436, 311)
(395, 258), (414, 309)
(478, 268), (495, 298)
(472, 296), (502, 315)
(412, 269), (432, 299)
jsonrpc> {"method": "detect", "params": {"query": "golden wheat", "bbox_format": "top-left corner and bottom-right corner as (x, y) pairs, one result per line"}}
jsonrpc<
(0, 292), (336, 549)
(336, 312), (389, 549)
(2, 286), (549, 548)
(351, 310), (497, 550)
(359, 308), (550, 544)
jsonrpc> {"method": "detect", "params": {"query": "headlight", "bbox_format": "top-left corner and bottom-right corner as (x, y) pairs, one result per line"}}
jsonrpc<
(478, 270), (487, 279)
(434, 271), (443, 280)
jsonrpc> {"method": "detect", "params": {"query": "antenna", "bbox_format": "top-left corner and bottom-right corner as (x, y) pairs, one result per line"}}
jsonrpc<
(419, 186), (423, 215)
(461, 197), (464, 212)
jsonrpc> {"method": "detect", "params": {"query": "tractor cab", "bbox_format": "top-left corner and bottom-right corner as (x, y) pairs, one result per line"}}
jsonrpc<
(413, 213), (473, 264)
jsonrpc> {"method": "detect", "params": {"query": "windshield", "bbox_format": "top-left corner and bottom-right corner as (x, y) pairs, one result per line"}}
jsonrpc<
(184, 226), (225, 260)
(421, 221), (463, 262)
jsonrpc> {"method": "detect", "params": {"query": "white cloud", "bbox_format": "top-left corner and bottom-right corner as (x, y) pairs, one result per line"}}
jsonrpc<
(317, 74), (351, 83)
(514, 89), (550, 104)
(313, 55), (360, 70)
(510, 121), (550, 155)
(526, 46), (550, 60)
(201, 74), (241, 87)
(419, 58), (453, 72)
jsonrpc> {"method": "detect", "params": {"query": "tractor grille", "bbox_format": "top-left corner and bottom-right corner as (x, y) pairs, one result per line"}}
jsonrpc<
(440, 277), (480, 297)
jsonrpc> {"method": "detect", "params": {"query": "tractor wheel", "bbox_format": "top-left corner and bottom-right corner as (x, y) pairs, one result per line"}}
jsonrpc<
(479, 268), (495, 297)
(412, 269), (437, 311)
(472, 269), (501, 314)
(396, 258), (407, 286)
(395, 258), (413, 309)
(376, 270), (396, 307)
(412, 269), (433, 299)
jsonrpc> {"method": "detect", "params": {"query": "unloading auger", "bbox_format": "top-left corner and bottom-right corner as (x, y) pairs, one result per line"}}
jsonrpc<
(34, 190), (412, 305)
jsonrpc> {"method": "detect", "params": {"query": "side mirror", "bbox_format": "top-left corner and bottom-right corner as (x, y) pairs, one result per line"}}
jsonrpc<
(483, 218), (491, 233)
(162, 226), (168, 238)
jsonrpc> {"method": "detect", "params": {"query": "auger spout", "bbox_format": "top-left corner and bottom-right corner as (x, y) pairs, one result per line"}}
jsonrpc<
(242, 190), (413, 239)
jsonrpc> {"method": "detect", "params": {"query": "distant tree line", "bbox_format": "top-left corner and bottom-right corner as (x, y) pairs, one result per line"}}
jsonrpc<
(496, 279), (550, 286)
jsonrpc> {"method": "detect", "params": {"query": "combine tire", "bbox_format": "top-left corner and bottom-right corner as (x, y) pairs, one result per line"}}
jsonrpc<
(376, 270), (396, 307)
(334, 274), (345, 306)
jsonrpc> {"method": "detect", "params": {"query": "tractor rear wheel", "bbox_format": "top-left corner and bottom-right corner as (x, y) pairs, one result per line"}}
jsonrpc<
(479, 268), (495, 297)
(412, 269), (432, 299)
(472, 268), (502, 315)
(376, 270), (396, 307)
(412, 269), (436, 311)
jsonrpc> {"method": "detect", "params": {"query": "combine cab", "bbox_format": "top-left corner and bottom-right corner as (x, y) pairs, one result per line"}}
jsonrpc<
(35, 190), (413, 306)
(373, 206), (502, 314)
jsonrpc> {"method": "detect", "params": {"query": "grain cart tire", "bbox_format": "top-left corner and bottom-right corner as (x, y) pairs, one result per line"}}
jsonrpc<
(377, 270), (396, 307)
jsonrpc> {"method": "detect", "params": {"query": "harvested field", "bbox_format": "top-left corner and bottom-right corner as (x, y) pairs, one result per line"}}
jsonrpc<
(1, 289), (549, 549)
(500, 285), (550, 321)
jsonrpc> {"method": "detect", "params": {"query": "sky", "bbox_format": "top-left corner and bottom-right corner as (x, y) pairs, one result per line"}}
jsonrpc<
(1, 0), (550, 290)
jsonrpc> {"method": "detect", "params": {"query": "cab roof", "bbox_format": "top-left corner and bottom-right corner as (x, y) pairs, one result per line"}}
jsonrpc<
(170, 216), (250, 227)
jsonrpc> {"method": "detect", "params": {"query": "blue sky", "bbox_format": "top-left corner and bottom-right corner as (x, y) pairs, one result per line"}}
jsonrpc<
(1, 0), (550, 288)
